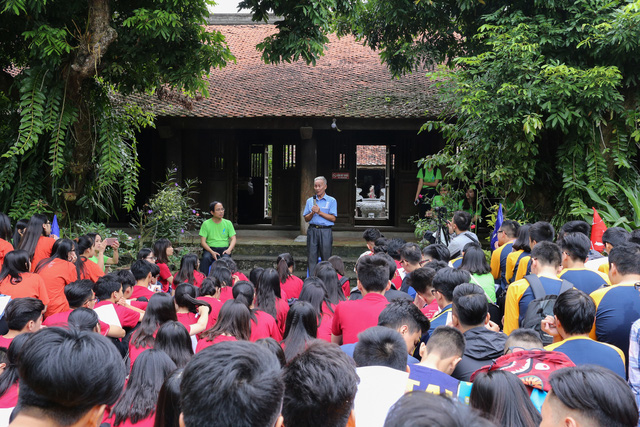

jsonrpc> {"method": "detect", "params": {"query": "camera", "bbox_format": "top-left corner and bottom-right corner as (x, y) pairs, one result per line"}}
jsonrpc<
(433, 206), (448, 217)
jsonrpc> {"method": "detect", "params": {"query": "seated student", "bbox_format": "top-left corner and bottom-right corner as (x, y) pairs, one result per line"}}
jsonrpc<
(0, 298), (44, 348)
(129, 259), (158, 300)
(407, 326), (465, 398)
(10, 327), (126, 427)
(180, 341), (284, 427)
(490, 220), (519, 291)
(283, 341), (359, 427)
(154, 368), (183, 427)
(18, 214), (55, 272)
(451, 283), (507, 381)
(210, 265), (234, 303)
(340, 299), (430, 364)
(558, 233), (609, 294)
(0, 250), (49, 306)
(255, 268), (289, 335)
(67, 307), (101, 333)
(329, 255), (351, 297)
(196, 300), (251, 353)
(233, 281), (282, 342)
(43, 280), (125, 339)
(281, 301), (318, 363)
(514, 221), (555, 282)
(586, 226), (630, 274)
(105, 349), (177, 427)
(446, 211), (479, 260)
(503, 328), (544, 354)
(427, 268), (471, 336)
(352, 327), (410, 427)
(422, 244), (450, 264)
(0, 214), (13, 272)
(590, 243), (640, 362)
(398, 243), (423, 297)
(0, 334), (31, 419)
(470, 370), (542, 427)
(315, 262), (348, 304)
(153, 238), (174, 293)
(541, 365), (639, 427)
(331, 255), (391, 345)
(504, 241), (572, 335)
(359, 228), (382, 262)
(86, 232), (119, 272)
(173, 253), (205, 289)
(94, 276), (144, 330)
(197, 278), (223, 330)
(75, 235), (105, 282)
(542, 289), (625, 378)
(506, 224), (531, 284)
(277, 253), (304, 299)
(408, 267), (439, 319)
(34, 238), (79, 317)
(298, 276), (335, 342)
(154, 321), (194, 368)
(384, 392), (495, 427)
(174, 283), (210, 332)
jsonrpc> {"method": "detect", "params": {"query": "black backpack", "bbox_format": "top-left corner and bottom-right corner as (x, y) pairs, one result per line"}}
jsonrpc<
(521, 275), (573, 345)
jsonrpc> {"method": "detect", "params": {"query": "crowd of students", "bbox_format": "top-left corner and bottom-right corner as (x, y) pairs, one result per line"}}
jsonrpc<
(0, 211), (639, 426)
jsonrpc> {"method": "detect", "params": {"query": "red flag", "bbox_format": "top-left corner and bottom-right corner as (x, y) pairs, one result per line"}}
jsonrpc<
(591, 208), (607, 252)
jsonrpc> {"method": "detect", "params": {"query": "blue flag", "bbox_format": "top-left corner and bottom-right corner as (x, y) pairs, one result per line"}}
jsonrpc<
(490, 204), (503, 251)
(51, 214), (60, 239)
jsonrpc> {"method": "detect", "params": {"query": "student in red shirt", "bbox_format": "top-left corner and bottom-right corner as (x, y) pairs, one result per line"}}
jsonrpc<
(43, 279), (125, 339)
(0, 333), (31, 412)
(107, 349), (177, 427)
(174, 254), (205, 289)
(174, 283), (211, 332)
(0, 250), (49, 306)
(197, 278), (223, 330)
(196, 299), (251, 353)
(0, 214), (13, 271)
(129, 260), (157, 301)
(153, 238), (174, 293)
(0, 298), (44, 348)
(34, 238), (79, 317)
(316, 262), (347, 307)
(76, 235), (105, 282)
(233, 281), (282, 342)
(281, 301), (318, 362)
(329, 255), (352, 297)
(17, 214), (55, 272)
(154, 321), (194, 368)
(94, 277), (144, 332)
(277, 253), (304, 299)
(298, 276), (335, 342)
(256, 268), (289, 336)
(331, 255), (391, 345)
(210, 265), (234, 303)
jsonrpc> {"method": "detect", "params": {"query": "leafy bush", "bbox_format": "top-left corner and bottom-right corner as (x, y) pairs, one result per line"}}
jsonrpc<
(67, 221), (137, 264)
(131, 168), (203, 245)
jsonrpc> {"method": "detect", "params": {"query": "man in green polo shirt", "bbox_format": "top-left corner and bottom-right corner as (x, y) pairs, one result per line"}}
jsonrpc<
(199, 201), (236, 275)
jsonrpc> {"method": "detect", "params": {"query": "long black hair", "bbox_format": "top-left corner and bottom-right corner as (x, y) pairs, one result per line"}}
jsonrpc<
(459, 245), (491, 275)
(130, 293), (177, 349)
(153, 239), (172, 265)
(277, 253), (294, 283)
(12, 219), (28, 248)
(0, 333), (31, 398)
(174, 283), (210, 314)
(298, 276), (334, 322)
(512, 224), (532, 252)
(282, 301), (318, 362)
(17, 214), (48, 261)
(111, 349), (177, 426)
(0, 213), (11, 242)
(154, 368), (183, 427)
(255, 268), (281, 319)
(68, 307), (100, 332)
(315, 262), (346, 303)
(199, 277), (220, 298)
(34, 238), (76, 273)
(174, 254), (199, 285)
(470, 370), (541, 427)
(200, 299), (251, 342)
(231, 280), (257, 322)
(0, 250), (30, 284)
(209, 266), (232, 289)
(154, 321), (194, 369)
(137, 248), (154, 261)
(328, 255), (346, 276)
(249, 267), (264, 286)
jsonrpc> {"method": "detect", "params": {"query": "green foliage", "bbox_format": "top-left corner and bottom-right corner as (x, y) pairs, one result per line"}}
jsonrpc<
(571, 178), (640, 231)
(131, 168), (204, 245)
(67, 221), (137, 264)
(0, 0), (234, 221)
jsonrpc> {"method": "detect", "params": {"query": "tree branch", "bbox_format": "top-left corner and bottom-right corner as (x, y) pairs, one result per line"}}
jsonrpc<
(70, 0), (117, 79)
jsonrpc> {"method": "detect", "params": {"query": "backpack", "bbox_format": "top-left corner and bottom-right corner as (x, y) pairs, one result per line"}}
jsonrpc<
(521, 275), (573, 345)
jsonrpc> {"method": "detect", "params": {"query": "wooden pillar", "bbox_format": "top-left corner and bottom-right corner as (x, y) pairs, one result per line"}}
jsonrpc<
(299, 127), (316, 236)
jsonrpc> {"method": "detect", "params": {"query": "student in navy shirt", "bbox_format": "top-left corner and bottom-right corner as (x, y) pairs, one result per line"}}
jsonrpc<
(543, 289), (626, 378)
(558, 233), (609, 295)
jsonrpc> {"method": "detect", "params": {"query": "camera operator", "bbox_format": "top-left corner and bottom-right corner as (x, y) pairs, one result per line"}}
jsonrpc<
(446, 211), (479, 259)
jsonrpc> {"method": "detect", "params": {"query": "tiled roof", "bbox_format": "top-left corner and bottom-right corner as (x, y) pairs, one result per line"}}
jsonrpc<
(135, 25), (442, 119)
(357, 145), (386, 166)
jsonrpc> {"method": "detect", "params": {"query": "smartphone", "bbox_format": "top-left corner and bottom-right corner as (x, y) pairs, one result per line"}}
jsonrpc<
(104, 237), (118, 246)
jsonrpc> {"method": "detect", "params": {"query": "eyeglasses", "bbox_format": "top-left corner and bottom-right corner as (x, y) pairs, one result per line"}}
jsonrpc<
(498, 229), (504, 234)
(634, 282), (640, 292)
(215, 208), (225, 212)
(430, 289), (437, 295)
(505, 346), (545, 354)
